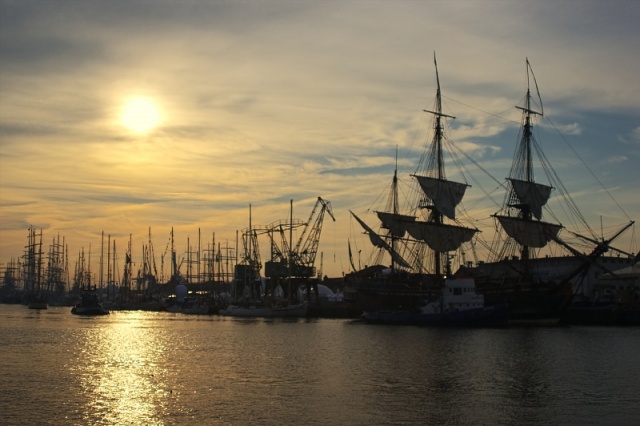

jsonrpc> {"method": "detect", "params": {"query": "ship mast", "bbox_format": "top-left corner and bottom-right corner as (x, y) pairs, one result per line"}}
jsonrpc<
(354, 54), (477, 278)
(493, 58), (561, 269)
(514, 60), (543, 262)
(515, 59), (543, 184)
(420, 54), (456, 278)
(388, 148), (401, 271)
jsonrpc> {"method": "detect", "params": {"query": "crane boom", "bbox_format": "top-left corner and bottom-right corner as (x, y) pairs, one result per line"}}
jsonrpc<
(290, 197), (335, 277)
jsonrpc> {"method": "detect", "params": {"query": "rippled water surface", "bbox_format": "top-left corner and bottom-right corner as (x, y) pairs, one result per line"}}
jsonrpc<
(1, 305), (639, 425)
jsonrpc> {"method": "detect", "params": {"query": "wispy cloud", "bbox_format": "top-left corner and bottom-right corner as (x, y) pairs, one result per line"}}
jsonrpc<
(605, 155), (628, 164)
(1, 0), (639, 276)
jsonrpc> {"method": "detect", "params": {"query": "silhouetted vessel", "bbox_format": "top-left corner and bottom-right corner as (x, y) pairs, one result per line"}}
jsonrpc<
(363, 277), (508, 326)
(346, 54), (481, 315)
(220, 301), (308, 318)
(71, 290), (109, 316)
(464, 59), (635, 322)
(346, 57), (636, 323)
(560, 260), (640, 325)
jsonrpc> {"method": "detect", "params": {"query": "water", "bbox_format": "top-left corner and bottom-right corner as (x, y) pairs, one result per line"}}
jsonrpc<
(1, 305), (638, 425)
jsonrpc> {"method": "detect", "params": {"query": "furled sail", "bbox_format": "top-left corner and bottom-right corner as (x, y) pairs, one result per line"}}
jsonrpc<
(413, 175), (469, 220)
(495, 215), (562, 248)
(403, 221), (477, 252)
(375, 211), (415, 238)
(351, 211), (412, 269)
(508, 178), (553, 220)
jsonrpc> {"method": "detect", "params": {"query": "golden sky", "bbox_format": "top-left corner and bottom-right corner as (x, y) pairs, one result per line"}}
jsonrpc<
(1, 1), (638, 279)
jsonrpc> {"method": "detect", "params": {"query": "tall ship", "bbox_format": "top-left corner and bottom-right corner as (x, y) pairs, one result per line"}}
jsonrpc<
(465, 59), (635, 321)
(22, 227), (48, 309)
(346, 54), (480, 312)
(346, 57), (636, 321)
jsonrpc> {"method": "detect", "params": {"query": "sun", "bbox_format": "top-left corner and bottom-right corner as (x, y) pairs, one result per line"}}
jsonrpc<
(121, 97), (161, 133)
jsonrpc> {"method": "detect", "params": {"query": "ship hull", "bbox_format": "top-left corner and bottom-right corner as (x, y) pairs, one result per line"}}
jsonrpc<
(344, 268), (440, 315)
(466, 255), (636, 321)
(560, 301), (640, 326)
(220, 303), (307, 318)
(363, 304), (509, 327)
(71, 306), (109, 316)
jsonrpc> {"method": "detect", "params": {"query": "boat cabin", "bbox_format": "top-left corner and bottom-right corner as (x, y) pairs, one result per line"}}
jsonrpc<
(418, 277), (485, 314)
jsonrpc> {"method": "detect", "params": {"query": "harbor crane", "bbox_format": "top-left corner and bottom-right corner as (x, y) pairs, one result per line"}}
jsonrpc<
(263, 197), (336, 278)
(290, 197), (335, 277)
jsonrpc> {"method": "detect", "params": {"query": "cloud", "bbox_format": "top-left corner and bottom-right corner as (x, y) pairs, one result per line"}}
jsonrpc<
(546, 122), (582, 136)
(626, 127), (640, 145)
(605, 155), (628, 165)
(1, 0), (639, 277)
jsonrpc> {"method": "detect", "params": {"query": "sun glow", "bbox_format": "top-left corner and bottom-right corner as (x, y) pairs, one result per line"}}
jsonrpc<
(121, 98), (161, 133)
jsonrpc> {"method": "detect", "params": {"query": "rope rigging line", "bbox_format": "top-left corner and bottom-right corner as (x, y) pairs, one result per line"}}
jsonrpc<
(545, 115), (632, 223)
(442, 94), (520, 126)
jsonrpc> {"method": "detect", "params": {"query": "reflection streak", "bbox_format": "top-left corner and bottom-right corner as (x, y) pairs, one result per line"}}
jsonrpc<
(72, 317), (170, 425)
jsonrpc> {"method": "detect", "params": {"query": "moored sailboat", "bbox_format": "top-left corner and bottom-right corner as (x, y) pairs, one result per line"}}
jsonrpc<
(465, 59), (636, 322)
(346, 54), (486, 320)
(22, 227), (48, 309)
(348, 57), (636, 323)
(70, 247), (109, 316)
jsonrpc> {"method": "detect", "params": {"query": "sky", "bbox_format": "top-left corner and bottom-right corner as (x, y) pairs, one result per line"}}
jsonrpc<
(1, 0), (639, 280)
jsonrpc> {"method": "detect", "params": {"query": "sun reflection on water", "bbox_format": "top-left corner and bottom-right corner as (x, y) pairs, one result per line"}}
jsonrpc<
(2, 306), (639, 425)
(73, 316), (171, 425)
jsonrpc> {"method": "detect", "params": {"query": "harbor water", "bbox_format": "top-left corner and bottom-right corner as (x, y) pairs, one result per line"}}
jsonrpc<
(1, 304), (639, 425)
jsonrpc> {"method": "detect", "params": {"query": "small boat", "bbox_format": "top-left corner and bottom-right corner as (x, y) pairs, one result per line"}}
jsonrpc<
(363, 277), (508, 326)
(27, 300), (48, 310)
(26, 295), (48, 310)
(220, 302), (308, 318)
(71, 291), (109, 316)
(162, 284), (214, 314)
